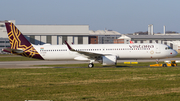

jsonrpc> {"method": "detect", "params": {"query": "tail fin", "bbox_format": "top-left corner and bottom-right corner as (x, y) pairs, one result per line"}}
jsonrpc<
(4, 22), (43, 60)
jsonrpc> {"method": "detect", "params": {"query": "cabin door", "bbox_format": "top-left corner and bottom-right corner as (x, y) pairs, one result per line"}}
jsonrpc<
(156, 45), (161, 54)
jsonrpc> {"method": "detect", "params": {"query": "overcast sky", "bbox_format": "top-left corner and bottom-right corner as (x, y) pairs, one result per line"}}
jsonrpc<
(1, 0), (180, 34)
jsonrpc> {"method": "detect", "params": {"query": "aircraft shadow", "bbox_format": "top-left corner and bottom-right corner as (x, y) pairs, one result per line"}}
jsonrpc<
(102, 65), (132, 68)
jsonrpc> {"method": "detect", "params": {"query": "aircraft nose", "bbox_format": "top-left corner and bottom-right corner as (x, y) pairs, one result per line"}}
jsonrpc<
(171, 50), (178, 57)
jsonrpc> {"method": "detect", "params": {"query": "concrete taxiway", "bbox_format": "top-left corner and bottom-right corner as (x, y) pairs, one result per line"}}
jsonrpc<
(0, 60), (89, 68)
(0, 58), (179, 68)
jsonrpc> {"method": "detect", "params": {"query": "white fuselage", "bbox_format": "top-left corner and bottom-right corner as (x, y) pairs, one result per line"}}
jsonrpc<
(33, 43), (177, 60)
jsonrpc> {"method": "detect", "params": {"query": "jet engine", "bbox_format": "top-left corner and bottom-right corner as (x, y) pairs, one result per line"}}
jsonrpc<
(97, 55), (117, 65)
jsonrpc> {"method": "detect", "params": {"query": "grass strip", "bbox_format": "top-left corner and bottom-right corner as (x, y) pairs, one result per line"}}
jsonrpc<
(0, 67), (180, 100)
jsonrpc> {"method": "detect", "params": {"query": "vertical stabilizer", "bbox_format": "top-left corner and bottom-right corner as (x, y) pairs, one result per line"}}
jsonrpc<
(4, 22), (43, 60)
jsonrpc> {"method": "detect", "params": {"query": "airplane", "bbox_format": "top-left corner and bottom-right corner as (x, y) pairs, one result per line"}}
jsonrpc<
(1, 21), (178, 68)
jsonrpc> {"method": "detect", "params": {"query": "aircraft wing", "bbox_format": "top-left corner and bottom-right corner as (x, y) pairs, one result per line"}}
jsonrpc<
(65, 41), (111, 59)
(2, 48), (24, 54)
(72, 49), (103, 58)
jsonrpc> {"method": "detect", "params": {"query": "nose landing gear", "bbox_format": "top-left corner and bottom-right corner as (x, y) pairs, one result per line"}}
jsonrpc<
(88, 63), (94, 68)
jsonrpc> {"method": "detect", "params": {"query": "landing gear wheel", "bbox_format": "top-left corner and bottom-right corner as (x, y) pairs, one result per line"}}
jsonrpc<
(88, 63), (94, 68)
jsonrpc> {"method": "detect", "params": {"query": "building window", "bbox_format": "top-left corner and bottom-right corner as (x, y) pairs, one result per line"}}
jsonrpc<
(30, 35), (35, 44)
(62, 36), (67, 44)
(161, 40), (164, 44)
(155, 40), (158, 43)
(149, 40), (152, 43)
(134, 40), (137, 43)
(126, 40), (129, 44)
(0, 41), (4, 43)
(0, 25), (5, 27)
(140, 40), (143, 43)
(46, 35), (52, 44)
(5, 46), (11, 47)
(78, 36), (83, 44)
(170, 43), (173, 49)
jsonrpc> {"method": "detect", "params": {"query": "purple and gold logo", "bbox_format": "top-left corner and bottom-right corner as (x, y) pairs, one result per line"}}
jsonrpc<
(5, 22), (43, 60)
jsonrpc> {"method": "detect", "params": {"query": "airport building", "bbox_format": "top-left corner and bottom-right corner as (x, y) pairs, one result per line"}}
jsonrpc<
(18, 25), (90, 45)
(89, 30), (121, 44)
(0, 20), (121, 53)
(0, 20), (90, 45)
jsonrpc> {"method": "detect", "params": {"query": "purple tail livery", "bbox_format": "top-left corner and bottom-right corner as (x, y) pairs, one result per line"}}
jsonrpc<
(3, 22), (43, 60)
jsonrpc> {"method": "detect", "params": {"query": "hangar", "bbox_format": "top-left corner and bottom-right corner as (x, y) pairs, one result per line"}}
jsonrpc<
(0, 20), (121, 53)
(18, 24), (89, 45)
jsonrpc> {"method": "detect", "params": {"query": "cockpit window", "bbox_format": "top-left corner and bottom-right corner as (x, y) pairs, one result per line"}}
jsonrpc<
(165, 47), (172, 50)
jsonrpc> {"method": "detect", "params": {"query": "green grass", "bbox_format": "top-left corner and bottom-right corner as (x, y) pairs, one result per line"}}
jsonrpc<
(1, 67), (180, 100)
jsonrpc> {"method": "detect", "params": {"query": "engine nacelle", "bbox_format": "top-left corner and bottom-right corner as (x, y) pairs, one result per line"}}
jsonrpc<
(100, 55), (117, 65)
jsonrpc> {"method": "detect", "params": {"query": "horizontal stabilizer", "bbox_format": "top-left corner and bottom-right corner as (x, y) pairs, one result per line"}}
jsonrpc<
(2, 48), (24, 54)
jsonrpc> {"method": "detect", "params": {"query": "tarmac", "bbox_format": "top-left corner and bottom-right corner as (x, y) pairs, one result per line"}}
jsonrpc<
(0, 58), (179, 68)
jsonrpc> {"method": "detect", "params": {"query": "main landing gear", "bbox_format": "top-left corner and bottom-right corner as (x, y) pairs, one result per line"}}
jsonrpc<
(88, 63), (94, 68)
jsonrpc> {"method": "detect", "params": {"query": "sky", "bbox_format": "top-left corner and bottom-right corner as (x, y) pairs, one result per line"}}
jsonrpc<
(0, 0), (180, 34)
